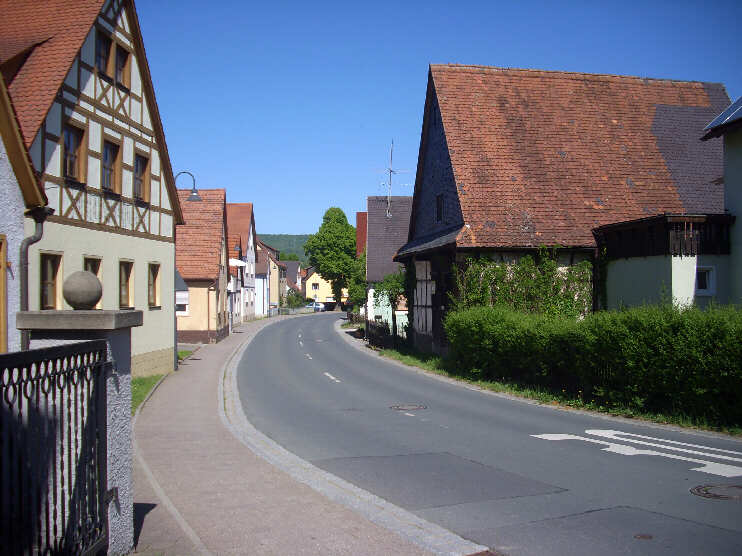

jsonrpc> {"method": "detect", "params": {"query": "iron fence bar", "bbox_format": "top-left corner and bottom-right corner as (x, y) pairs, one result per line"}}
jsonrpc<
(0, 340), (109, 555)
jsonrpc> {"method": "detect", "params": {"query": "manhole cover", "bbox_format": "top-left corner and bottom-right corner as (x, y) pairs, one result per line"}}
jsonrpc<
(690, 484), (742, 500)
(390, 404), (427, 411)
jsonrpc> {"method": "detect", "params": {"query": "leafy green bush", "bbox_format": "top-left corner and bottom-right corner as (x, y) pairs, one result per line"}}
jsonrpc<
(450, 251), (593, 318)
(444, 304), (742, 426)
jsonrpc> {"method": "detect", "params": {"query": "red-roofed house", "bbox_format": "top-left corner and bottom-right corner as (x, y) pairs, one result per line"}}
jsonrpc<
(1, 73), (48, 353)
(176, 188), (228, 343)
(396, 64), (730, 352)
(226, 202), (258, 319)
(0, 0), (184, 374)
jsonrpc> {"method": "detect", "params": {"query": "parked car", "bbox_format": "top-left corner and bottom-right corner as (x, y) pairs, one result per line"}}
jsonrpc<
(304, 302), (325, 312)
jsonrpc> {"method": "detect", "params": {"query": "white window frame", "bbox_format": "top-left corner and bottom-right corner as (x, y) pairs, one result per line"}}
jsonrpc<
(695, 265), (716, 296)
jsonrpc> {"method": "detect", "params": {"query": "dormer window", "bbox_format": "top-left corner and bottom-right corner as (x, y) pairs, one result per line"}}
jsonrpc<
(96, 32), (112, 76)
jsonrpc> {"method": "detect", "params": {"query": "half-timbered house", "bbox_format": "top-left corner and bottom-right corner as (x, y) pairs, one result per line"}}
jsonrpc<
(396, 64), (730, 353)
(0, 0), (184, 374)
(226, 203), (258, 320)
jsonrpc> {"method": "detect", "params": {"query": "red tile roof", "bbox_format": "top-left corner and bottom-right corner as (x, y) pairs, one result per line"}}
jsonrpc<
(227, 232), (242, 277)
(0, 0), (184, 223)
(176, 189), (226, 281)
(226, 203), (255, 254)
(356, 211), (367, 257)
(414, 64), (729, 250)
(0, 0), (103, 146)
(255, 248), (268, 275)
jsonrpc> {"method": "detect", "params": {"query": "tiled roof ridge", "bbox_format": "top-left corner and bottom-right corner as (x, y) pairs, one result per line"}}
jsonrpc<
(430, 63), (724, 88)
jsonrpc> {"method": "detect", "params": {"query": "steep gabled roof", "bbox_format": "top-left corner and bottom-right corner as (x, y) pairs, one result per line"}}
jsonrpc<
(226, 203), (255, 254)
(255, 248), (268, 275)
(0, 0), (183, 224)
(404, 64), (729, 253)
(176, 189), (226, 281)
(0, 73), (46, 208)
(283, 261), (300, 284)
(366, 196), (411, 282)
(227, 232), (242, 277)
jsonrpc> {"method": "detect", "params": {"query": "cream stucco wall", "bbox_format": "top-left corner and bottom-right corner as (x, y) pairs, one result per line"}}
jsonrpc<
(605, 256), (672, 309)
(605, 254), (731, 310)
(176, 284), (209, 331)
(25, 219), (175, 360)
(725, 131), (742, 304)
(306, 272), (347, 303)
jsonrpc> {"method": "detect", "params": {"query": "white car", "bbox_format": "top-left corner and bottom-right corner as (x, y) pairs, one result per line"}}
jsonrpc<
(304, 302), (325, 312)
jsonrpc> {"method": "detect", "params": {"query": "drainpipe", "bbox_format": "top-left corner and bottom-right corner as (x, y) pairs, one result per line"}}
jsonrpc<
(20, 206), (54, 350)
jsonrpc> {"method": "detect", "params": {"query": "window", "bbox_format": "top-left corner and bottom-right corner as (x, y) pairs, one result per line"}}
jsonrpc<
(696, 267), (715, 296)
(312, 283), (319, 290)
(133, 154), (149, 201)
(119, 261), (133, 308)
(40, 254), (61, 310)
(63, 126), (84, 181)
(84, 257), (102, 308)
(115, 45), (130, 88)
(148, 263), (160, 307)
(175, 303), (188, 313)
(436, 194), (444, 223)
(96, 32), (112, 76)
(102, 141), (120, 192)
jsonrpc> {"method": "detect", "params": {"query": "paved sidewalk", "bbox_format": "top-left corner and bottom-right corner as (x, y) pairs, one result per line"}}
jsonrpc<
(133, 316), (433, 555)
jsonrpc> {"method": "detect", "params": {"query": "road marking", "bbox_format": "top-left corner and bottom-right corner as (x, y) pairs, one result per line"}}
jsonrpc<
(299, 340), (303, 347)
(532, 429), (742, 477)
(404, 412), (415, 417)
(305, 353), (312, 360)
(323, 372), (341, 383)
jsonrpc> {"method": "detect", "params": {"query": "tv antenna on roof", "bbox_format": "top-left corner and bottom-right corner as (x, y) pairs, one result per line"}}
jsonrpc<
(380, 140), (410, 218)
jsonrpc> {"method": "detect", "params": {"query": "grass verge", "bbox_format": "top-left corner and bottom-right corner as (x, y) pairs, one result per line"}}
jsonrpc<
(376, 346), (741, 436)
(132, 374), (164, 415)
(177, 350), (193, 361)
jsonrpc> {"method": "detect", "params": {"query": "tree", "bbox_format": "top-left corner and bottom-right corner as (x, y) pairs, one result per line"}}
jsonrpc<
(373, 268), (406, 343)
(346, 251), (367, 310)
(304, 207), (356, 309)
(280, 253), (299, 261)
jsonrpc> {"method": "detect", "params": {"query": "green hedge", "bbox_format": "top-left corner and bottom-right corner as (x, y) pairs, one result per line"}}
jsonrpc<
(444, 304), (742, 426)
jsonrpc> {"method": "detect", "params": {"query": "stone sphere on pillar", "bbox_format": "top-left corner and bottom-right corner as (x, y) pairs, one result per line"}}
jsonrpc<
(63, 271), (103, 310)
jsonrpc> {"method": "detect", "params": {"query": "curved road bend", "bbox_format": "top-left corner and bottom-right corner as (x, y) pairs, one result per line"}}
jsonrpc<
(237, 313), (742, 556)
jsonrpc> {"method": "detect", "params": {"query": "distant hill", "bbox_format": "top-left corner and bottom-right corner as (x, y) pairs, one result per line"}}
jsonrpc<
(257, 234), (311, 265)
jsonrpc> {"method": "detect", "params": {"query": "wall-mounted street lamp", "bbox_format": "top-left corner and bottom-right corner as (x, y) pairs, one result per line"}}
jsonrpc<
(175, 170), (201, 201)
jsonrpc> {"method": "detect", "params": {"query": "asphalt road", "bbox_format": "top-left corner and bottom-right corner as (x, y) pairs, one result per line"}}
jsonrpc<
(237, 313), (742, 556)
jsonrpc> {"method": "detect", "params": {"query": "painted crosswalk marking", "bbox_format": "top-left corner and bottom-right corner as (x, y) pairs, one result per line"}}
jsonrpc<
(532, 429), (742, 477)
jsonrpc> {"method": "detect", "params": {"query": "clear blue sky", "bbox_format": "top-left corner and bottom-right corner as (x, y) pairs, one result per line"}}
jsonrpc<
(136, 0), (741, 235)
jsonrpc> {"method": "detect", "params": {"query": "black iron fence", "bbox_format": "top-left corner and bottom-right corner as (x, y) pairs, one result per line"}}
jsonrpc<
(1, 340), (110, 555)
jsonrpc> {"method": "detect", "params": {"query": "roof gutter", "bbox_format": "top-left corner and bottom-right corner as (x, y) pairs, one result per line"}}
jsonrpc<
(20, 206), (54, 350)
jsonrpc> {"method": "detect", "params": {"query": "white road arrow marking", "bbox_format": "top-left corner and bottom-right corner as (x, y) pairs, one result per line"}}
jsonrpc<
(532, 431), (742, 477)
(299, 340), (303, 347)
(305, 353), (312, 360)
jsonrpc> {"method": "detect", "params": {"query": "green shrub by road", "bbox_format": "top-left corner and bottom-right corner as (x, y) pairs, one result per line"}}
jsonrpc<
(444, 304), (742, 429)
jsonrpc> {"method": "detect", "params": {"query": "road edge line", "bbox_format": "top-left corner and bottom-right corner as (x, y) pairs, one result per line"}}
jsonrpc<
(218, 316), (489, 556)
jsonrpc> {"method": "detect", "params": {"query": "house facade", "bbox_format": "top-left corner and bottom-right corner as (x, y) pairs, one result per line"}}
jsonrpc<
(1, 0), (184, 374)
(227, 232), (245, 326)
(365, 196), (412, 332)
(175, 188), (228, 343)
(254, 247), (270, 316)
(302, 266), (348, 308)
(0, 74), (48, 353)
(396, 64), (729, 352)
(226, 202), (258, 320)
(702, 96), (742, 304)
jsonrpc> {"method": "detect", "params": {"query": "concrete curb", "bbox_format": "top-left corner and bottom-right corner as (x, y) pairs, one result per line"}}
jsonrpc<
(219, 316), (488, 556)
